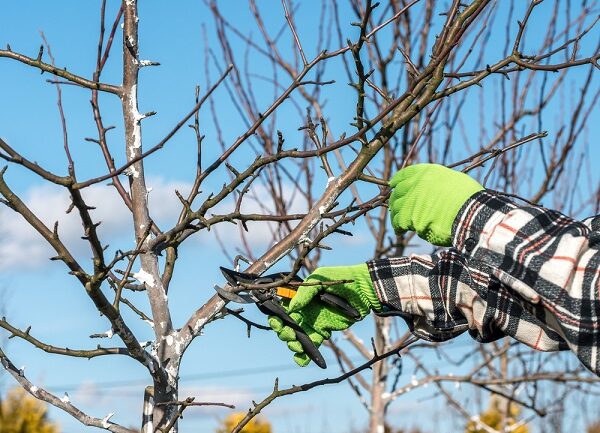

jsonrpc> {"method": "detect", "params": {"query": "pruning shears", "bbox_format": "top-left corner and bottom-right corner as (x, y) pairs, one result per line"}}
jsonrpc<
(215, 267), (360, 369)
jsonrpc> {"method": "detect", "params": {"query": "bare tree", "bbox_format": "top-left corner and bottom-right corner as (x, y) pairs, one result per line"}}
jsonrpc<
(0, 1), (598, 433)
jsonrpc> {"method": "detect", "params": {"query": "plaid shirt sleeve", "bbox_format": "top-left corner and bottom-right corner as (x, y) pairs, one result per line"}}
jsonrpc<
(367, 191), (600, 374)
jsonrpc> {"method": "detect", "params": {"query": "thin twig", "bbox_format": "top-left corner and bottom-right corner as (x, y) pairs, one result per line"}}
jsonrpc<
(74, 64), (233, 190)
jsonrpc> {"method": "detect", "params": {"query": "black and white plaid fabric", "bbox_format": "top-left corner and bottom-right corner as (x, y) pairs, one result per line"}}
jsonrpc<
(368, 191), (600, 374)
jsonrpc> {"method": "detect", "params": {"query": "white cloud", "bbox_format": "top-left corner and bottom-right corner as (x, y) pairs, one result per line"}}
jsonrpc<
(203, 182), (372, 262)
(71, 380), (107, 406)
(0, 178), (190, 271)
(0, 176), (361, 271)
(0, 184), (78, 270)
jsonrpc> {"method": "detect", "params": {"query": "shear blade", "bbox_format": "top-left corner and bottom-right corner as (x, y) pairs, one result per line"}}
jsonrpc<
(220, 266), (258, 285)
(213, 284), (254, 304)
(220, 266), (302, 286)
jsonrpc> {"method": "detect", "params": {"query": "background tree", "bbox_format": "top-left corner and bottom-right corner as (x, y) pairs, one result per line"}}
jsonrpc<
(588, 421), (600, 433)
(216, 413), (271, 433)
(0, 387), (59, 433)
(355, 425), (428, 433)
(465, 396), (528, 433)
(0, 1), (598, 433)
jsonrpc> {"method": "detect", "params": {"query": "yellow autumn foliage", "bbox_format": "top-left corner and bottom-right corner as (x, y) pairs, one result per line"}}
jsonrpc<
(465, 396), (528, 433)
(216, 412), (272, 433)
(0, 387), (59, 433)
(587, 420), (600, 433)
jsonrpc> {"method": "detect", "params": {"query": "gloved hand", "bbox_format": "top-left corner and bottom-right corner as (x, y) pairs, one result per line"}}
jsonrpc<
(389, 164), (483, 246)
(268, 264), (381, 366)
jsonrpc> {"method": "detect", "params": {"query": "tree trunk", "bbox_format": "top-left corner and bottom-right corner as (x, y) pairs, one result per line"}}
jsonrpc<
(369, 316), (391, 433)
(121, 0), (177, 430)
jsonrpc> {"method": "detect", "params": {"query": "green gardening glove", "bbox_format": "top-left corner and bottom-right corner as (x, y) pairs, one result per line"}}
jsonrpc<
(389, 164), (484, 246)
(268, 264), (381, 366)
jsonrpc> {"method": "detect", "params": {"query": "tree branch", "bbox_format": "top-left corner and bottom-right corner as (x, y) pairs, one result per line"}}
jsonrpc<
(0, 48), (122, 94)
(0, 317), (129, 358)
(0, 345), (137, 433)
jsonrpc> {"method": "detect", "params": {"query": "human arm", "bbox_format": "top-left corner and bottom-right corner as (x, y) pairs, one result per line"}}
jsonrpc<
(272, 165), (600, 369)
(390, 163), (600, 306)
(390, 164), (600, 372)
(368, 250), (569, 352)
(450, 190), (600, 372)
(452, 190), (600, 306)
(270, 250), (576, 369)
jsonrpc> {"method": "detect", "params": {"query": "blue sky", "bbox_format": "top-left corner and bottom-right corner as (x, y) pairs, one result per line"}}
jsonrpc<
(1, 1), (599, 433)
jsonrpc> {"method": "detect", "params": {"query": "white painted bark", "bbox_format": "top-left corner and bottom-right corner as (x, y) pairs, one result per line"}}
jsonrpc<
(369, 316), (391, 433)
(121, 1), (178, 430)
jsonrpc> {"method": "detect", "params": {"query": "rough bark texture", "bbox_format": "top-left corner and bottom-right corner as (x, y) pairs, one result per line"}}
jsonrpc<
(121, 1), (177, 430)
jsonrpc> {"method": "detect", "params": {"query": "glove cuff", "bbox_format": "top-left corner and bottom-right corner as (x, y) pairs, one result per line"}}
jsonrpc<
(349, 263), (382, 314)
